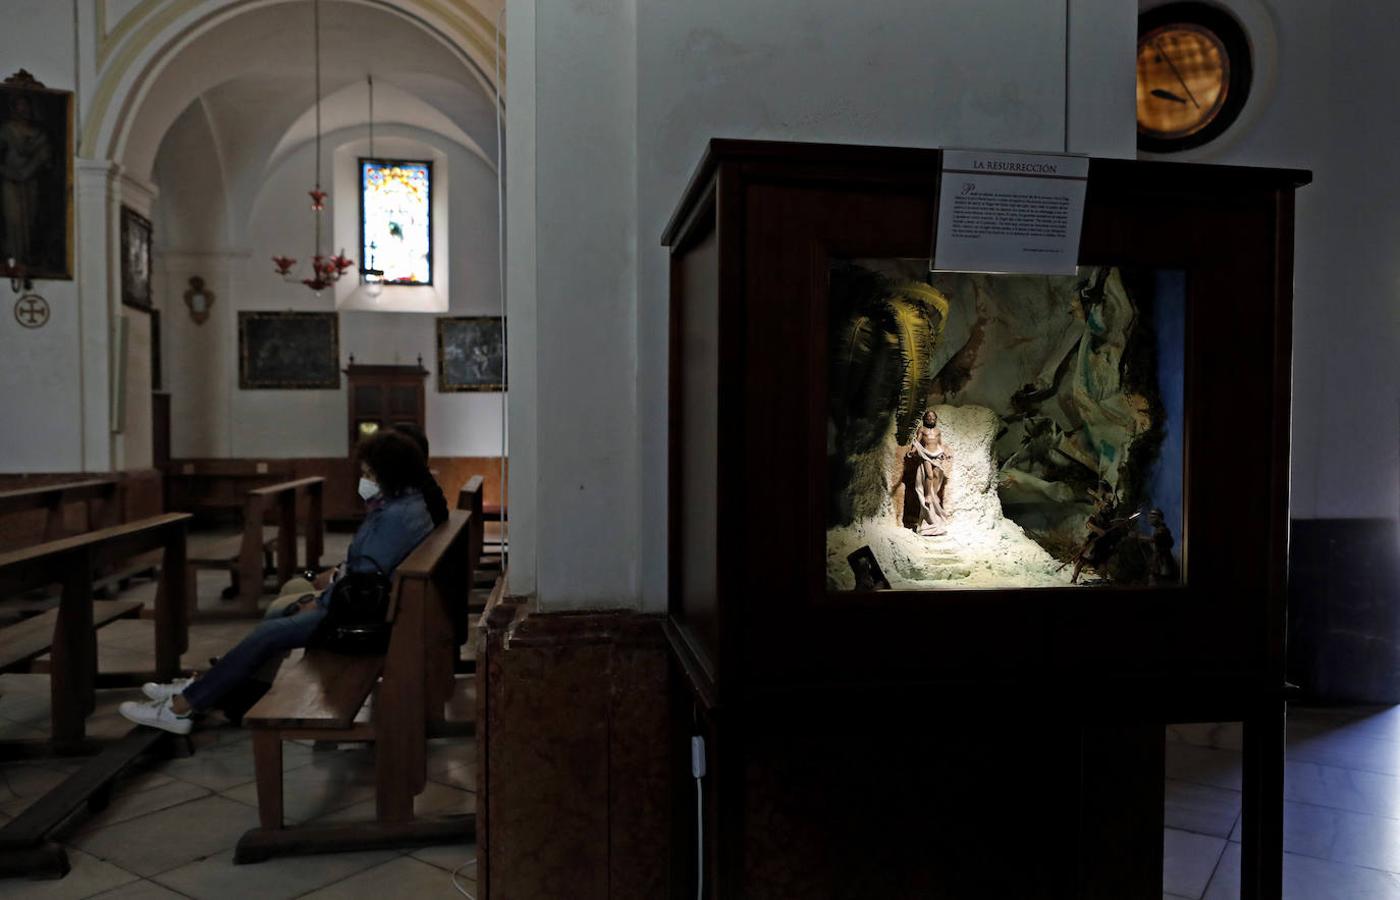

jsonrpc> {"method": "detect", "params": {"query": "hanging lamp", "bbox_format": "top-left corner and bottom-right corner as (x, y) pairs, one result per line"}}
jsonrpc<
(271, 0), (353, 294)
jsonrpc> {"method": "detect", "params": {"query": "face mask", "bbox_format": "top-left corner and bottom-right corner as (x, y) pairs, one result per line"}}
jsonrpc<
(357, 477), (381, 502)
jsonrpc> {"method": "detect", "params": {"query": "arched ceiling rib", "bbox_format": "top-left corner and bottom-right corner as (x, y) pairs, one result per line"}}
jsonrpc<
(117, 0), (500, 181)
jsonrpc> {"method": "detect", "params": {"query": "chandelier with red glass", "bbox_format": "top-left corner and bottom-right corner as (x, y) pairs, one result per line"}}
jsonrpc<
(272, 0), (353, 293)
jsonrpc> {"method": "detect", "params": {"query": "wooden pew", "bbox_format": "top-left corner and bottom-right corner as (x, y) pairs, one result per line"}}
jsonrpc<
(188, 477), (324, 617)
(456, 476), (486, 581)
(0, 513), (191, 747)
(0, 479), (120, 547)
(235, 509), (476, 863)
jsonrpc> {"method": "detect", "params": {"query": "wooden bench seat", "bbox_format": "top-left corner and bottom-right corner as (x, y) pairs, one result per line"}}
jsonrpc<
(0, 601), (144, 673)
(236, 507), (479, 863)
(246, 651), (385, 733)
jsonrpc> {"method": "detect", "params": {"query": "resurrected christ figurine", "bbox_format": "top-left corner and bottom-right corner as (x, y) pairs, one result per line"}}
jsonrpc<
(902, 409), (952, 536)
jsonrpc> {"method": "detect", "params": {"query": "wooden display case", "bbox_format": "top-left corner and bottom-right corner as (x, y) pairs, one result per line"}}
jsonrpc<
(663, 139), (1309, 898)
(343, 362), (428, 452)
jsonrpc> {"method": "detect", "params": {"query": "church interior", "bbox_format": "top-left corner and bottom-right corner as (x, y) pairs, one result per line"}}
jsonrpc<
(0, 1), (1397, 898)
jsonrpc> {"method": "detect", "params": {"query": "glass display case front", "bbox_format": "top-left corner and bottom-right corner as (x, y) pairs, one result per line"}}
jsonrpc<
(826, 260), (1185, 591)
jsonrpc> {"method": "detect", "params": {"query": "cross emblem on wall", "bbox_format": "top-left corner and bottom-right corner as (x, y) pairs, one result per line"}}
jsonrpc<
(14, 294), (50, 329)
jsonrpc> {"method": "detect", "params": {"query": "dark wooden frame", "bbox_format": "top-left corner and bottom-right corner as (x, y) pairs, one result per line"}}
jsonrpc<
(0, 70), (74, 280)
(436, 316), (505, 392)
(662, 139), (1308, 899)
(358, 157), (434, 286)
(119, 205), (152, 310)
(238, 311), (340, 389)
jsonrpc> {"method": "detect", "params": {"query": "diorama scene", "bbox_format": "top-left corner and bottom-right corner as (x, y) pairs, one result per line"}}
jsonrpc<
(827, 260), (1185, 591)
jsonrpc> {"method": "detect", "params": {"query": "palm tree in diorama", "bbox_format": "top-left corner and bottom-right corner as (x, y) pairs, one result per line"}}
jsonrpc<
(828, 265), (950, 525)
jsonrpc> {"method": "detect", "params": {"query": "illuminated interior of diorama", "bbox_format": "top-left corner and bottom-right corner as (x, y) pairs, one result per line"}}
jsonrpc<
(827, 260), (1185, 590)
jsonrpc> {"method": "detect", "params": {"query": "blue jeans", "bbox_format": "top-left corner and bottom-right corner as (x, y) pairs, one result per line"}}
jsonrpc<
(181, 599), (326, 712)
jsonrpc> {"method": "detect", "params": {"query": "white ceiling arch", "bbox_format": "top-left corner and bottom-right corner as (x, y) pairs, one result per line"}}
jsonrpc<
(92, 0), (503, 181)
(267, 75), (497, 178)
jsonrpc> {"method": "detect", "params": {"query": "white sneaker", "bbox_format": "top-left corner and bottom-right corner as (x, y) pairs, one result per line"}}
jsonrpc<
(119, 697), (193, 735)
(141, 678), (194, 702)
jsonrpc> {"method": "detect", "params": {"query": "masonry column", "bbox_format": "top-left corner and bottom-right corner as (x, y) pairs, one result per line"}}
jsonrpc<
(74, 158), (116, 472)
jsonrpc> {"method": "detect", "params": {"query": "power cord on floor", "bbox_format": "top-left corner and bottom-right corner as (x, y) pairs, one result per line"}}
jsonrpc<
(693, 735), (706, 900)
(451, 857), (477, 898)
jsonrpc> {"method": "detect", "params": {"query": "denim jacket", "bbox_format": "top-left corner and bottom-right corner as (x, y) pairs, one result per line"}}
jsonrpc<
(319, 488), (435, 606)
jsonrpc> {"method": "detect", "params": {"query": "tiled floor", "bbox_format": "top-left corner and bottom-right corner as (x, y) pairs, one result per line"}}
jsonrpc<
(1164, 707), (1400, 899)
(0, 530), (478, 899)
(4, 533), (1399, 897)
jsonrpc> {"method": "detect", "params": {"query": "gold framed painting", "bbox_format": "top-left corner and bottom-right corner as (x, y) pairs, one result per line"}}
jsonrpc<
(436, 316), (505, 392)
(238, 311), (340, 389)
(0, 70), (74, 280)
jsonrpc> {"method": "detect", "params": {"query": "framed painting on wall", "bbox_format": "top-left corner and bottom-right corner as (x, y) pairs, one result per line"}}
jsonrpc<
(0, 70), (74, 280)
(120, 206), (152, 310)
(238, 311), (340, 389)
(436, 316), (505, 392)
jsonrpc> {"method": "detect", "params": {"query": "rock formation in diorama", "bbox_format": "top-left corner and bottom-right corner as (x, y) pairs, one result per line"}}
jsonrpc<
(826, 403), (1071, 589)
(826, 260), (1179, 588)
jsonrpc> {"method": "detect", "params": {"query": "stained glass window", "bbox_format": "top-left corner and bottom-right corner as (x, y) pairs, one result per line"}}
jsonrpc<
(360, 159), (432, 285)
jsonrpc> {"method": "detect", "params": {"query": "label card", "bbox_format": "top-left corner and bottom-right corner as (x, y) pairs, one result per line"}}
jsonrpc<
(931, 149), (1089, 275)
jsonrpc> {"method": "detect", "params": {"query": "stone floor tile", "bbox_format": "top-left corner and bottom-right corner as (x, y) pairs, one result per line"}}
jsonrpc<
(1167, 722), (1244, 752)
(70, 795), (262, 878)
(1320, 804), (1400, 874)
(1288, 726), (1400, 777)
(409, 841), (477, 874)
(0, 848), (140, 899)
(1206, 842), (1400, 900)
(0, 677), (52, 723)
(1284, 759), (1400, 819)
(1164, 779), (1241, 838)
(0, 763), (74, 817)
(1165, 742), (1244, 792)
(1163, 827), (1227, 900)
(156, 734), (312, 793)
(153, 847), (397, 900)
(88, 879), (190, 899)
(297, 854), (469, 899)
(0, 718), (50, 745)
(64, 777), (211, 837)
(95, 619), (159, 651)
(1279, 799), (1343, 861)
(309, 780), (475, 826)
(98, 646), (158, 676)
(220, 751), (377, 824)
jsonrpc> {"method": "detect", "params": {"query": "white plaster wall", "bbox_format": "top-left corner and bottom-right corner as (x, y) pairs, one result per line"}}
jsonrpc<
(1155, 0), (1397, 520)
(155, 121), (503, 460)
(516, 0), (638, 609)
(0, 1), (84, 472)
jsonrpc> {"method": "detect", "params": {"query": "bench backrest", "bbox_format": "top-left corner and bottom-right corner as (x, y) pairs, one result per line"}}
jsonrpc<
(0, 479), (121, 548)
(382, 509), (474, 728)
(0, 512), (191, 597)
(0, 479), (118, 516)
(247, 476), (326, 500)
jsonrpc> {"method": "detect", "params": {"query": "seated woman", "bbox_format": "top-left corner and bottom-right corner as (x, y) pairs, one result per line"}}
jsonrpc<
(120, 430), (446, 735)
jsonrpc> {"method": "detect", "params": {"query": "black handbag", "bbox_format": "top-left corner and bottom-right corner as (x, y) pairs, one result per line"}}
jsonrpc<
(314, 561), (394, 655)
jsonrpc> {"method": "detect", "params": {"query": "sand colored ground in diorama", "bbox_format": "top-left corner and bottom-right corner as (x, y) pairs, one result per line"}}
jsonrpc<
(827, 404), (1075, 591)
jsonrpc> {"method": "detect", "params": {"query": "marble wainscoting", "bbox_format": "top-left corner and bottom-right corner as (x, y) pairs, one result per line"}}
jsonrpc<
(479, 601), (670, 900)
(1289, 518), (1400, 703)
